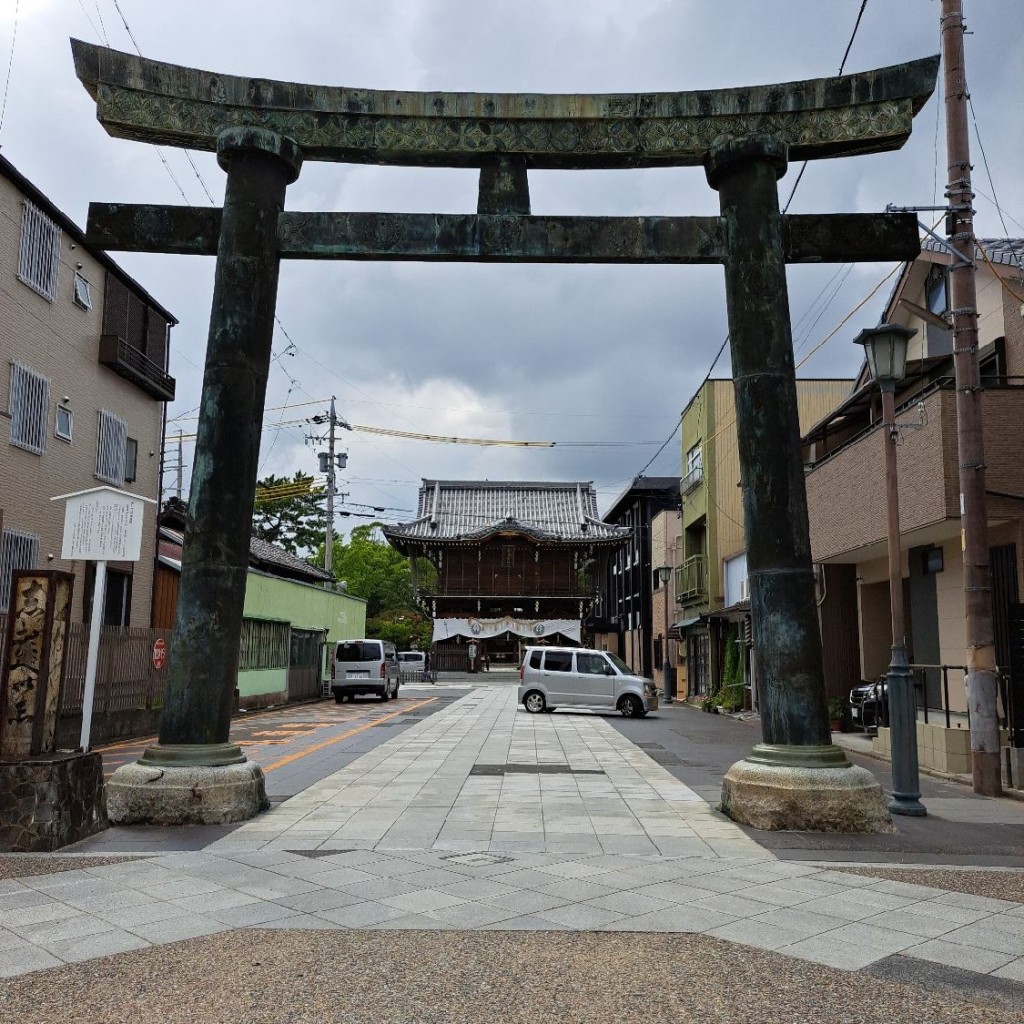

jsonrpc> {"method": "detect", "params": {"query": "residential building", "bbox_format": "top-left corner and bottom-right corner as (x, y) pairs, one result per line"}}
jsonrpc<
(803, 239), (1024, 743)
(678, 378), (852, 701)
(384, 480), (630, 668)
(650, 506), (684, 693)
(591, 475), (681, 679)
(0, 153), (176, 628)
(156, 501), (367, 708)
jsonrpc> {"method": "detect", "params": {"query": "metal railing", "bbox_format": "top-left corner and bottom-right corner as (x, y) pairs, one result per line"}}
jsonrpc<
(675, 555), (708, 604)
(681, 463), (703, 493)
(99, 333), (176, 401)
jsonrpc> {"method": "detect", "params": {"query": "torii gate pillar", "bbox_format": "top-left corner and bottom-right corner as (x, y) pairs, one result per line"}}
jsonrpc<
(107, 128), (302, 825)
(706, 138), (890, 831)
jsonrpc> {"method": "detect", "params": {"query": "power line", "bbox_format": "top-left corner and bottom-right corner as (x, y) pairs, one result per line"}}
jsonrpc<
(0, 0), (19, 138)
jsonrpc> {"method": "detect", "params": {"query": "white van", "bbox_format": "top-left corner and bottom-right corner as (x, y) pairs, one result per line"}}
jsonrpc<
(518, 646), (658, 717)
(331, 639), (400, 702)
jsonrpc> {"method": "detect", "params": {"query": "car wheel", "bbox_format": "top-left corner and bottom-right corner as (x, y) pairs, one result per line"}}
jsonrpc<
(619, 694), (641, 718)
(380, 686), (390, 702)
(523, 691), (546, 714)
(334, 692), (344, 704)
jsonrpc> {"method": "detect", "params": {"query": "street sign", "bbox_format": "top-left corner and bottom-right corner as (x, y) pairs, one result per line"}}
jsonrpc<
(152, 638), (167, 671)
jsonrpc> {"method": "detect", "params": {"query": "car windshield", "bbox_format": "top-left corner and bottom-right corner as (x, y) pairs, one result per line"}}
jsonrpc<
(336, 642), (381, 661)
(398, 653), (423, 662)
(605, 652), (630, 674)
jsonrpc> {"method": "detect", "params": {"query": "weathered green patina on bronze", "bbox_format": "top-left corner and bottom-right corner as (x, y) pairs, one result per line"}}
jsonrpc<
(86, 206), (919, 265)
(73, 39), (938, 825)
(71, 40), (936, 169)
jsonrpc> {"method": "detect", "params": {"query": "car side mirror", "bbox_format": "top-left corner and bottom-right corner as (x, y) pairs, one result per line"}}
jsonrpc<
(605, 667), (616, 676)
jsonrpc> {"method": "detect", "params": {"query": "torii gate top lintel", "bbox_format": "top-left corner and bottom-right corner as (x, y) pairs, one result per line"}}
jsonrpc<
(71, 39), (938, 170)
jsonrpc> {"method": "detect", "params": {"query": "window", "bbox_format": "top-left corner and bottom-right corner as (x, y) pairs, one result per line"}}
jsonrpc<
(0, 528), (40, 613)
(577, 652), (609, 676)
(683, 443), (703, 491)
(18, 201), (61, 301)
(123, 437), (138, 483)
(336, 641), (383, 662)
(922, 546), (944, 575)
(528, 650), (542, 669)
(543, 651), (573, 672)
(8, 362), (50, 454)
(55, 405), (73, 442)
(73, 272), (93, 310)
(240, 618), (291, 670)
(926, 266), (948, 316)
(95, 409), (128, 485)
(83, 565), (132, 626)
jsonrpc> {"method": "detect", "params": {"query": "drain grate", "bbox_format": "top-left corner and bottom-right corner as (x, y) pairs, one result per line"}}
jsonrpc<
(288, 849), (355, 859)
(469, 763), (605, 777)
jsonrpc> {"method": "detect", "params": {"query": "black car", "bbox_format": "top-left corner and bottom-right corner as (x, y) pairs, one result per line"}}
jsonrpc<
(849, 678), (888, 733)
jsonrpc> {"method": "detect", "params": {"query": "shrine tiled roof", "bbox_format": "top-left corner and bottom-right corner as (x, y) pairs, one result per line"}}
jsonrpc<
(383, 480), (633, 547)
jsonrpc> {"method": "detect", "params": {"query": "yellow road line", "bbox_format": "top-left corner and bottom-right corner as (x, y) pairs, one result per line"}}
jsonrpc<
(95, 697), (435, 757)
(262, 697), (438, 773)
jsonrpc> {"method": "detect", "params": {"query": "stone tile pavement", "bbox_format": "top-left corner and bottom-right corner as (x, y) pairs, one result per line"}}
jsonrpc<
(2, 686), (1023, 987)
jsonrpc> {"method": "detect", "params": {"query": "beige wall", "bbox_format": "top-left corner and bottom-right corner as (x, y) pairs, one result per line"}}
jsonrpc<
(0, 173), (167, 626)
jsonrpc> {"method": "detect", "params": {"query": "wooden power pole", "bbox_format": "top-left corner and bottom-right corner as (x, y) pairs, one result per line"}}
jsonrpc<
(941, 0), (1002, 796)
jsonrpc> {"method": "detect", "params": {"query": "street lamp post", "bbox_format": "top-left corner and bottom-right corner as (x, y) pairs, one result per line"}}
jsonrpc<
(658, 564), (675, 702)
(856, 324), (926, 817)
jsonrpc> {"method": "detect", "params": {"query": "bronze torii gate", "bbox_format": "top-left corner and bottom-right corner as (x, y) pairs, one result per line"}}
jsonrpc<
(72, 40), (938, 830)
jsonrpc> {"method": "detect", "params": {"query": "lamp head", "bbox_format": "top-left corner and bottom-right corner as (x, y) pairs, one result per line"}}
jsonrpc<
(854, 323), (917, 386)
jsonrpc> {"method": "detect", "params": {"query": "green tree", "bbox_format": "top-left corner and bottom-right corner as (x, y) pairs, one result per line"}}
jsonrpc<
(328, 523), (423, 618)
(252, 472), (327, 555)
(366, 608), (432, 650)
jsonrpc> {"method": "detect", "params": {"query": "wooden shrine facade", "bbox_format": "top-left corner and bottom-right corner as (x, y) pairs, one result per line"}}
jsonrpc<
(384, 481), (631, 663)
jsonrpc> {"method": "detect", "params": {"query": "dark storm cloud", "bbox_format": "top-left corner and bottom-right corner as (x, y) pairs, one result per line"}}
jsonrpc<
(1, 0), (1019, 519)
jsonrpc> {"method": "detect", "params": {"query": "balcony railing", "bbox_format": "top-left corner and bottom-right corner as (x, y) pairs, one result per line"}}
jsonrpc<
(675, 555), (708, 604)
(681, 463), (703, 493)
(99, 334), (176, 401)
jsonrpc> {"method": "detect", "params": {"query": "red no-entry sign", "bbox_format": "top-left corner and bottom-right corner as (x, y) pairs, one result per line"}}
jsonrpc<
(152, 638), (167, 670)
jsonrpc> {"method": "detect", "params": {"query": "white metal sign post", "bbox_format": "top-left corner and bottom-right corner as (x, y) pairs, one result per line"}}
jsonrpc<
(52, 486), (155, 751)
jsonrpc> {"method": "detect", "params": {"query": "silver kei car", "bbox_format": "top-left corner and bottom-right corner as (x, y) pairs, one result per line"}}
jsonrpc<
(518, 646), (659, 718)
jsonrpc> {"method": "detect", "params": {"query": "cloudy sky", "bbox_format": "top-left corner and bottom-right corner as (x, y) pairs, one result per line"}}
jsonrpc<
(1, 0), (1021, 526)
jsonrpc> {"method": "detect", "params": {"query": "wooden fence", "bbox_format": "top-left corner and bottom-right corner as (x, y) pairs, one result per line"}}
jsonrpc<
(0, 613), (169, 718)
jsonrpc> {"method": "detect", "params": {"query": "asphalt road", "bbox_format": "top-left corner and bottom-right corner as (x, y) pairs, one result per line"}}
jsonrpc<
(606, 701), (1024, 866)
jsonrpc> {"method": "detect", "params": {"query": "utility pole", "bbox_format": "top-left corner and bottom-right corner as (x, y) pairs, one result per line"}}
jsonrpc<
(311, 397), (349, 583)
(941, 0), (1001, 796)
(176, 431), (184, 500)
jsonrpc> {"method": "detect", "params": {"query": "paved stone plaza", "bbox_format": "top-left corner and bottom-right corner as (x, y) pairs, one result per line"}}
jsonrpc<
(2, 685), (1024, 987)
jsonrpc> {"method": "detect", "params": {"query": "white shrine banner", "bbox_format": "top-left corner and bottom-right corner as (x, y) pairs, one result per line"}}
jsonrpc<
(432, 616), (581, 643)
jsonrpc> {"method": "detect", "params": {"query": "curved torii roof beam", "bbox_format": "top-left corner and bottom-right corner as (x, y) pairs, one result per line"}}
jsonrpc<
(71, 40), (938, 170)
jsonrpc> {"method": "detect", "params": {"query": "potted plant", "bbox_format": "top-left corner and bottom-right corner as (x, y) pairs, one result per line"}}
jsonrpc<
(827, 696), (845, 732)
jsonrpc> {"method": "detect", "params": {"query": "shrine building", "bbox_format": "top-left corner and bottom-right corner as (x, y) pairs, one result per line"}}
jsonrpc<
(383, 480), (631, 667)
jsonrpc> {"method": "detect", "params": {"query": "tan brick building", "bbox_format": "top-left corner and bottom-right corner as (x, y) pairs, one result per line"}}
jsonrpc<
(0, 154), (176, 627)
(804, 239), (1024, 726)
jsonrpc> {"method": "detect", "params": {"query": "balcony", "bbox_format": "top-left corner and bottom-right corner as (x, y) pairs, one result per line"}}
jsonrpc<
(675, 555), (708, 604)
(99, 334), (176, 401)
(681, 463), (703, 493)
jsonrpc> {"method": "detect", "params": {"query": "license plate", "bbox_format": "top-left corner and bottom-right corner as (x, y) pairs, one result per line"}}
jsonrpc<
(346, 671), (370, 678)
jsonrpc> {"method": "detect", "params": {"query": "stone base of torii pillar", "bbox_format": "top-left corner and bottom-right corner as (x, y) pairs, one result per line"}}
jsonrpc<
(720, 745), (894, 834)
(107, 751), (267, 827)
